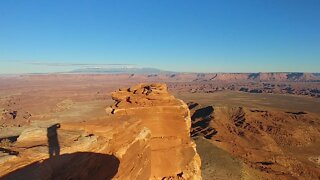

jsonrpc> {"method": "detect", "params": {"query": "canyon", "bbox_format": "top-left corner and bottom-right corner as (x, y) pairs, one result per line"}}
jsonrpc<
(0, 73), (319, 179)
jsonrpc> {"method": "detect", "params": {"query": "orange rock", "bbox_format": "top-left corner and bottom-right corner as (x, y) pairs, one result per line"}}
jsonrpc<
(110, 83), (201, 179)
(0, 83), (201, 180)
(0, 118), (152, 180)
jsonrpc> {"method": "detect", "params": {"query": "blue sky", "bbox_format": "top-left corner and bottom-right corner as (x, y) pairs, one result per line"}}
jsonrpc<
(0, 0), (319, 73)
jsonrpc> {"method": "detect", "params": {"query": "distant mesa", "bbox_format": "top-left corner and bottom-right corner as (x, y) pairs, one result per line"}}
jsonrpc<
(64, 70), (320, 82)
(190, 72), (320, 82)
(69, 67), (172, 74)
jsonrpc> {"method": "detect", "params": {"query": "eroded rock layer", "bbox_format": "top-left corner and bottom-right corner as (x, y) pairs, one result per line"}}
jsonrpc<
(190, 105), (320, 179)
(0, 117), (152, 179)
(0, 83), (201, 180)
(108, 83), (201, 179)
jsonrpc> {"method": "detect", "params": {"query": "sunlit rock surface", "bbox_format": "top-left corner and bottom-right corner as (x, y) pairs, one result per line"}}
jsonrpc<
(0, 83), (201, 180)
(0, 117), (152, 179)
(110, 83), (201, 179)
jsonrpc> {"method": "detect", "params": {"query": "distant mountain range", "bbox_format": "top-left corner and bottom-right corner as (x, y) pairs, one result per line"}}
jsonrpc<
(67, 68), (320, 82)
(69, 67), (171, 74)
(186, 72), (320, 82)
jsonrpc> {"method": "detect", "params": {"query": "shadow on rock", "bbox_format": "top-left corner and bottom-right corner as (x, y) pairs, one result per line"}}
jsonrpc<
(0, 136), (19, 143)
(191, 106), (217, 139)
(47, 123), (60, 158)
(0, 147), (19, 156)
(187, 102), (199, 110)
(1, 152), (120, 180)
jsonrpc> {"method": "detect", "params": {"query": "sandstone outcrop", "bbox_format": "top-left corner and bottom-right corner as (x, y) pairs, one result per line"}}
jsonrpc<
(0, 118), (152, 179)
(0, 83), (201, 180)
(109, 83), (201, 179)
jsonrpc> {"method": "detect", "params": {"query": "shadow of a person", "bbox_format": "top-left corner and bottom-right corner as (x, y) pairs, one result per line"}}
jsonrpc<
(47, 123), (60, 158)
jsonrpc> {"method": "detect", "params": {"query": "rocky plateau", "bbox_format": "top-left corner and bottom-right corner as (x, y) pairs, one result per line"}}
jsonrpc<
(0, 74), (319, 179)
(0, 83), (201, 180)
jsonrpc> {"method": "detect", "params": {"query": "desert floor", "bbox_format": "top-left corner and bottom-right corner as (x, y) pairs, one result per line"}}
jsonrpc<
(1, 74), (320, 179)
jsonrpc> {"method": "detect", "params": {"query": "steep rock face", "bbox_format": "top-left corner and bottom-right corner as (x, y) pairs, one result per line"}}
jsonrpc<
(0, 83), (201, 180)
(109, 83), (201, 179)
(189, 105), (320, 179)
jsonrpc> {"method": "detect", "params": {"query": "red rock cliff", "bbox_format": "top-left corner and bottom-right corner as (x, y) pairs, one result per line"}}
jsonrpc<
(108, 83), (201, 179)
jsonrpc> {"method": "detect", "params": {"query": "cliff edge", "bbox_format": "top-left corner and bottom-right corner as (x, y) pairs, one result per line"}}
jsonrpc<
(108, 83), (201, 179)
